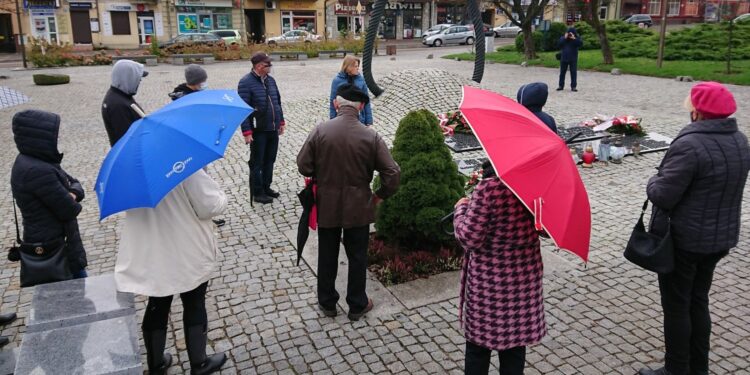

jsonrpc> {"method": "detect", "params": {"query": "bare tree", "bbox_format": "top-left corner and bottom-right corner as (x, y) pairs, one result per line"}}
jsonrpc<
(493, 0), (550, 60)
(572, 0), (614, 64)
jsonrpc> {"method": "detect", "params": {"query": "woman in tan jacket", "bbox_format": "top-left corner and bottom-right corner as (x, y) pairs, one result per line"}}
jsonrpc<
(115, 169), (227, 375)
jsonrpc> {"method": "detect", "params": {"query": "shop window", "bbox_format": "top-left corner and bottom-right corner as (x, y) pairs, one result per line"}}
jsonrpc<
(214, 13), (231, 29)
(111, 11), (131, 35)
(403, 9), (422, 38)
(281, 11), (316, 33)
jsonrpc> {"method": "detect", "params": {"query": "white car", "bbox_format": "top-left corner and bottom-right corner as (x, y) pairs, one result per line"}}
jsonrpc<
(735, 13), (750, 23)
(422, 24), (453, 39)
(266, 30), (322, 45)
(422, 25), (475, 47)
(493, 21), (521, 37)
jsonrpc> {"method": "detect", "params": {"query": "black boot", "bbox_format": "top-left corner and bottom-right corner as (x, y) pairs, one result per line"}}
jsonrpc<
(0, 312), (17, 326)
(186, 325), (226, 375)
(638, 367), (672, 375)
(142, 329), (172, 375)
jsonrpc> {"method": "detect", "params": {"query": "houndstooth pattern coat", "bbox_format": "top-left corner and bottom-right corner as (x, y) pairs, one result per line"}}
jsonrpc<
(454, 177), (546, 351)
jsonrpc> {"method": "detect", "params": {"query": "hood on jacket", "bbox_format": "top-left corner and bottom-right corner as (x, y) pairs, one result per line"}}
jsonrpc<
(111, 60), (148, 95)
(13, 109), (63, 164)
(517, 82), (548, 112)
(168, 83), (197, 101)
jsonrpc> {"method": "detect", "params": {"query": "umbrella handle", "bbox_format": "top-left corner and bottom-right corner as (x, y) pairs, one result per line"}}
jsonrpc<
(533, 198), (544, 231)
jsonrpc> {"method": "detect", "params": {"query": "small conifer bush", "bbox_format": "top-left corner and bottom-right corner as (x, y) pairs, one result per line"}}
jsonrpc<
(375, 109), (465, 248)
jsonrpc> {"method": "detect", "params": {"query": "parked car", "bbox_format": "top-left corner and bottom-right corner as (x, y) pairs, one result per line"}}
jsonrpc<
(266, 30), (322, 45)
(734, 13), (750, 23)
(422, 25), (474, 47)
(159, 33), (224, 48)
(209, 29), (242, 45)
(422, 24), (453, 39)
(493, 21), (521, 37)
(624, 14), (653, 27)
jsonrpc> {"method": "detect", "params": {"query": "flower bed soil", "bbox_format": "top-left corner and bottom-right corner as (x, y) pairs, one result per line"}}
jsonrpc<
(367, 234), (463, 286)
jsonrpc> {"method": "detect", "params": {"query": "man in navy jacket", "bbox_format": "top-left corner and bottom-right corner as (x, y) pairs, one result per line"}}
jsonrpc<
(238, 53), (286, 204)
(557, 27), (583, 92)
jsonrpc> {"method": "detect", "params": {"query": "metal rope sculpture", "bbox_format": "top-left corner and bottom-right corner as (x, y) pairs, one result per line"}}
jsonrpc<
(362, 0), (486, 97)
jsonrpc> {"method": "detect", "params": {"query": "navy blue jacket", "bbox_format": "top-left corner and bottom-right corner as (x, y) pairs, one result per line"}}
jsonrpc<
(517, 82), (557, 134)
(237, 71), (284, 134)
(11, 110), (87, 272)
(557, 27), (583, 63)
(329, 71), (373, 125)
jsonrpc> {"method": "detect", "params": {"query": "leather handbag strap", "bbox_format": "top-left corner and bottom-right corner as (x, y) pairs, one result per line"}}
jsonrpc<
(637, 199), (649, 225)
(11, 193), (21, 244)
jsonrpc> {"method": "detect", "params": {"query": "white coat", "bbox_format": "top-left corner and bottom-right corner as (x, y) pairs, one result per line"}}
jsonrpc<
(114, 169), (227, 297)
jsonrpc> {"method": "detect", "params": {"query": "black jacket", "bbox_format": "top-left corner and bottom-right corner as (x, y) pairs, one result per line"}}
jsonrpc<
(517, 82), (557, 134)
(11, 110), (87, 272)
(169, 83), (198, 101)
(101, 86), (142, 146)
(237, 71), (284, 134)
(647, 118), (750, 254)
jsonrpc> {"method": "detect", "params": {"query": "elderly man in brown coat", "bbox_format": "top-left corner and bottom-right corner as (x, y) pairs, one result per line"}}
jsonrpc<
(297, 83), (400, 321)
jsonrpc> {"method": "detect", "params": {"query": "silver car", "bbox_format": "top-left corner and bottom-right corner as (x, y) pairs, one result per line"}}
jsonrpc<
(422, 25), (475, 47)
(422, 24), (452, 39)
(266, 30), (322, 45)
(493, 21), (521, 38)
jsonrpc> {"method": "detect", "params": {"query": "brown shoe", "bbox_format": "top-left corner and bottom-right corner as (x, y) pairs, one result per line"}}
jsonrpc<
(318, 304), (337, 317)
(347, 298), (374, 321)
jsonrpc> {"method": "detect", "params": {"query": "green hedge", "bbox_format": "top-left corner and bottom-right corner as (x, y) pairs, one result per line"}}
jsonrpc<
(33, 74), (70, 85)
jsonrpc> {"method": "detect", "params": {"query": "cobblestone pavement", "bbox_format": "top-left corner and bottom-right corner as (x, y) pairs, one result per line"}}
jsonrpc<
(1, 46), (749, 374)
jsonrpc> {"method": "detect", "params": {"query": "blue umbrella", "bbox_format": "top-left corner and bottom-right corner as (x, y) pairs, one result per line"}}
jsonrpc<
(95, 89), (253, 220)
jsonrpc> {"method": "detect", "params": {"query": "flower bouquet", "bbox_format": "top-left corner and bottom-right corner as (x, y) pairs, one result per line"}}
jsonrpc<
(608, 115), (646, 136)
(438, 110), (472, 136)
(464, 169), (483, 196)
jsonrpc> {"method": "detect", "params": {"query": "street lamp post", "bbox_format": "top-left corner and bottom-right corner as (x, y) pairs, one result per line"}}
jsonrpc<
(14, 0), (27, 68)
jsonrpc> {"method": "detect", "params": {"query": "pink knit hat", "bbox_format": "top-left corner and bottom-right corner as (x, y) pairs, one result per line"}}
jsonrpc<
(690, 82), (737, 119)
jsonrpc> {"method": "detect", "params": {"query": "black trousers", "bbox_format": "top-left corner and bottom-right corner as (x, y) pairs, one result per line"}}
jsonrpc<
(142, 282), (209, 331)
(658, 250), (727, 375)
(250, 130), (279, 196)
(317, 225), (369, 313)
(465, 341), (526, 375)
(558, 60), (578, 89)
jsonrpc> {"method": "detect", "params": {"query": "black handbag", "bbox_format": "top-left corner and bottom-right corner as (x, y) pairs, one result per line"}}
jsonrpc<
(11, 195), (73, 287)
(624, 199), (674, 274)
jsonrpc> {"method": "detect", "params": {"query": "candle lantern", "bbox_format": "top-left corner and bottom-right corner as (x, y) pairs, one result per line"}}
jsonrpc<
(610, 137), (626, 164)
(598, 136), (611, 163)
(632, 140), (641, 157)
(582, 144), (596, 168)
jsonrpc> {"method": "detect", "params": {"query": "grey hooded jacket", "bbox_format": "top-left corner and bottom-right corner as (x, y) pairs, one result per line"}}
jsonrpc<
(101, 60), (146, 146)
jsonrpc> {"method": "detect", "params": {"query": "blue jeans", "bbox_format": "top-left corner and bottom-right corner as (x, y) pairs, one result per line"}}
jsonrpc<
(559, 60), (578, 89)
(250, 130), (279, 196)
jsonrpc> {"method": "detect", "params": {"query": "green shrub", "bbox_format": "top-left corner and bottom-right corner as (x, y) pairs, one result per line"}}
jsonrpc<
(33, 74), (70, 85)
(542, 22), (567, 52)
(375, 110), (465, 249)
(514, 31), (543, 53)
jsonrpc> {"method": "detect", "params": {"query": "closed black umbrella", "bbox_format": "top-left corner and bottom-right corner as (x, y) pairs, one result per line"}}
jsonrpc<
(248, 144), (254, 207)
(296, 181), (316, 266)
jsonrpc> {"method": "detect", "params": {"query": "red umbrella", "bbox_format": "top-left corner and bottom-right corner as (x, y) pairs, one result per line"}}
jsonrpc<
(459, 86), (590, 262)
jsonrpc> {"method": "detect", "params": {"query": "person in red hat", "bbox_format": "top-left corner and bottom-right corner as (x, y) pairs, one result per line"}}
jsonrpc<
(639, 82), (750, 375)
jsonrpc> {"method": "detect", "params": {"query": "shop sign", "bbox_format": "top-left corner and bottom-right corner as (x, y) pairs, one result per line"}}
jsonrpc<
(23, 0), (58, 9)
(175, 0), (232, 7)
(335, 1), (365, 15)
(106, 3), (134, 11)
(178, 14), (199, 33)
(69, 2), (93, 9)
(30, 9), (55, 15)
(383, 2), (421, 10)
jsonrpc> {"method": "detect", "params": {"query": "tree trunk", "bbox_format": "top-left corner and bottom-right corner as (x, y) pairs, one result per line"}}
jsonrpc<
(522, 24), (536, 60)
(586, 1), (614, 64)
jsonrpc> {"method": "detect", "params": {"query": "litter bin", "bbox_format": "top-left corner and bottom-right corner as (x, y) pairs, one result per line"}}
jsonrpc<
(484, 32), (494, 53)
(386, 45), (397, 55)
